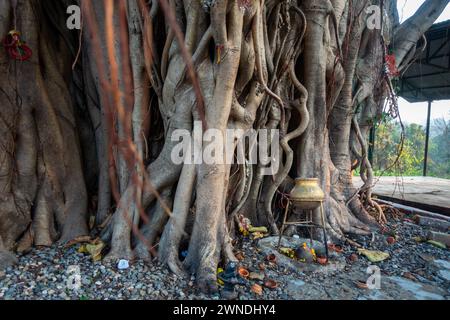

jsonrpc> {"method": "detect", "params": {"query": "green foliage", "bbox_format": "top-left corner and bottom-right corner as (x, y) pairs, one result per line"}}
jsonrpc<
(371, 117), (450, 179)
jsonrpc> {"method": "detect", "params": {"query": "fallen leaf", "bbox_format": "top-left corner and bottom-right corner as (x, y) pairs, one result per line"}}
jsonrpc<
(78, 240), (105, 262)
(357, 249), (390, 263)
(279, 248), (295, 259)
(251, 232), (265, 240)
(66, 236), (92, 248)
(217, 268), (225, 286)
(427, 240), (446, 249)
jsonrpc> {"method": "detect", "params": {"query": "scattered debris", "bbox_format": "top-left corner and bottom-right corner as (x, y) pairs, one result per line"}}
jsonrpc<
(295, 244), (316, 263)
(279, 248), (295, 259)
(218, 263), (246, 300)
(2, 30), (33, 61)
(251, 284), (263, 296)
(235, 252), (245, 261)
(65, 236), (93, 248)
(249, 272), (265, 281)
(427, 231), (450, 247)
(77, 240), (105, 262)
(117, 260), (130, 270)
(217, 268), (225, 286)
(238, 215), (252, 236)
(427, 240), (447, 250)
(355, 281), (369, 290)
(248, 227), (268, 234)
(237, 216), (269, 240)
(357, 249), (390, 263)
(387, 236), (396, 245)
(328, 244), (344, 254)
(264, 279), (278, 290)
(266, 254), (277, 264)
(402, 272), (417, 281)
(2, 216), (449, 300)
(238, 267), (250, 279)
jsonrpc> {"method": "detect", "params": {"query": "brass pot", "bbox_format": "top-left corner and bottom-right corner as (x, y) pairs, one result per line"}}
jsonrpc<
(290, 178), (325, 210)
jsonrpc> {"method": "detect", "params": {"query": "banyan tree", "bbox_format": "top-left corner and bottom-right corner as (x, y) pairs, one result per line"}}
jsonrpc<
(0, 0), (447, 292)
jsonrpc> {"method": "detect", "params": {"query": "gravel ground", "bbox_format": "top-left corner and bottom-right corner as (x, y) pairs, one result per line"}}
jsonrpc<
(0, 213), (449, 300)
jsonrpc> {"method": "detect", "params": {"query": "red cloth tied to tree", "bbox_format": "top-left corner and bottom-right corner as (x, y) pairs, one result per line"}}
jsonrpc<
(2, 30), (32, 61)
(385, 54), (399, 77)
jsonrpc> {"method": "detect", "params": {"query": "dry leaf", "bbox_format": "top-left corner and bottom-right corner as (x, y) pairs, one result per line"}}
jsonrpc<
(78, 240), (105, 262)
(66, 236), (92, 248)
(357, 249), (390, 263)
(427, 240), (446, 249)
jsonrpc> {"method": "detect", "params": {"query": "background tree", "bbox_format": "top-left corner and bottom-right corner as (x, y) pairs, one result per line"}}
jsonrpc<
(0, 0), (448, 292)
(373, 115), (450, 179)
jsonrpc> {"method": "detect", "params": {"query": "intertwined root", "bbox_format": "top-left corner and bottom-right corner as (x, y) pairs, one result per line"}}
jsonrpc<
(0, 251), (18, 270)
(1, 0), (445, 291)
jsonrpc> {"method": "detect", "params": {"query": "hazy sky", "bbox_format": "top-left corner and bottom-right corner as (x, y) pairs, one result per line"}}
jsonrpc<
(396, 0), (450, 125)
(397, 0), (450, 23)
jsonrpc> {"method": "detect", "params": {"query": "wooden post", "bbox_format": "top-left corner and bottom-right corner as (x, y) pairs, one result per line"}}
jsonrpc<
(423, 101), (432, 177)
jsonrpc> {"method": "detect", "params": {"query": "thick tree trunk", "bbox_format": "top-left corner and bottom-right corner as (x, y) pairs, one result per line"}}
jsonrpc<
(1, 0), (448, 295)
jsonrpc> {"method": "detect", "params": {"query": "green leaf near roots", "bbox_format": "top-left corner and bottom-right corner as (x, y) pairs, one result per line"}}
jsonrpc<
(78, 240), (106, 262)
(357, 249), (390, 263)
(427, 240), (446, 249)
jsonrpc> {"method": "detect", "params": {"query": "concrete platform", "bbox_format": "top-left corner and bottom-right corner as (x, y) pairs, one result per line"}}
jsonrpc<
(353, 176), (450, 216)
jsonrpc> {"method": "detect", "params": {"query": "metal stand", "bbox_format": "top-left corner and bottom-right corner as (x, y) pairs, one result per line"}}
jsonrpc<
(277, 200), (329, 260)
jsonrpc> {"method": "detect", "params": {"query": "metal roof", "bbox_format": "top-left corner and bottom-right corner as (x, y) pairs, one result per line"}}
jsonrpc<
(398, 20), (450, 103)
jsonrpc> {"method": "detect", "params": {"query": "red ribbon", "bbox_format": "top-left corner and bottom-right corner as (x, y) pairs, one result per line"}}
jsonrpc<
(385, 54), (399, 77)
(2, 30), (32, 61)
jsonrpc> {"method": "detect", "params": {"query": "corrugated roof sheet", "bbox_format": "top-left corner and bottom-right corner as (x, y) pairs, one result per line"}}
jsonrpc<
(398, 20), (450, 102)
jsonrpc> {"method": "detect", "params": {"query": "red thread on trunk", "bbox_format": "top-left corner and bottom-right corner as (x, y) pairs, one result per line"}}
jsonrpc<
(2, 30), (32, 61)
